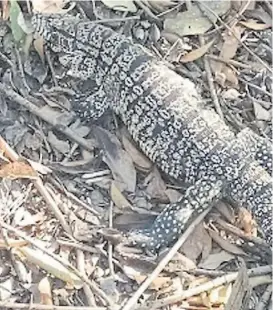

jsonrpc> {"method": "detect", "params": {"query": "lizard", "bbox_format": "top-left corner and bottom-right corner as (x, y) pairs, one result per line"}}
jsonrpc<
(32, 13), (272, 252)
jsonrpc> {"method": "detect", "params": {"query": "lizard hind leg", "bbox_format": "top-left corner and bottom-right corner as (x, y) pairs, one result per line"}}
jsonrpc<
(128, 177), (223, 252)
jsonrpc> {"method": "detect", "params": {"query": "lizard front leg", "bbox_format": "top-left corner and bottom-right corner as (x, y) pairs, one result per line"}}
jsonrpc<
(128, 177), (223, 252)
(72, 86), (110, 121)
(237, 128), (272, 174)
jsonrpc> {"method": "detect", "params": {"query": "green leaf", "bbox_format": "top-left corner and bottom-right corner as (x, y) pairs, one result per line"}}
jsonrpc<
(9, 0), (25, 43)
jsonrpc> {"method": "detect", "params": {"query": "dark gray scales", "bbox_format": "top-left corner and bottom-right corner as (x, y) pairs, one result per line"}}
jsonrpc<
(32, 14), (272, 251)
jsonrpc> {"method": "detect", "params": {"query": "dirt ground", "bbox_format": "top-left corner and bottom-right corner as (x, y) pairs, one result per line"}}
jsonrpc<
(0, 1), (271, 309)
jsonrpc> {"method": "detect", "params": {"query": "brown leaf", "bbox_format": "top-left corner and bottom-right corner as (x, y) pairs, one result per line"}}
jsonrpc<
(111, 181), (132, 210)
(180, 39), (215, 63)
(38, 277), (53, 305)
(212, 25), (243, 87)
(144, 167), (168, 201)
(134, 274), (171, 290)
(121, 129), (152, 171)
(199, 251), (235, 270)
(240, 20), (271, 30)
(180, 223), (212, 262)
(1, 0), (9, 20)
(207, 229), (247, 256)
(164, 1), (230, 36)
(33, 36), (45, 62)
(32, 0), (73, 14)
(93, 126), (136, 192)
(236, 207), (257, 237)
(0, 160), (38, 180)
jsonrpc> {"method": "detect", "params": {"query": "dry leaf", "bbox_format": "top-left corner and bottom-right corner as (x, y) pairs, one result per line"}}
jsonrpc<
(0, 239), (28, 249)
(253, 101), (272, 121)
(164, 1), (230, 36)
(134, 274), (171, 290)
(180, 223), (212, 262)
(122, 131), (152, 171)
(101, 0), (137, 12)
(240, 20), (271, 30)
(199, 251), (235, 270)
(236, 207), (257, 237)
(1, 0), (9, 20)
(38, 277), (53, 305)
(32, 0), (74, 14)
(144, 167), (168, 200)
(180, 39), (215, 63)
(110, 181), (132, 210)
(0, 160), (38, 180)
(47, 131), (70, 154)
(188, 283), (232, 307)
(212, 26), (243, 87)
(208, 229), (247, 256)
(33, 36), (45, 63)
(17, 246), (83, 288)
(93, 126), (136, 192)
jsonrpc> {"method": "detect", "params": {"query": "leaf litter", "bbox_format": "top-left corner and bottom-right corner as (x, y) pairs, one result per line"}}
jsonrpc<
(0, 0), (271, 309)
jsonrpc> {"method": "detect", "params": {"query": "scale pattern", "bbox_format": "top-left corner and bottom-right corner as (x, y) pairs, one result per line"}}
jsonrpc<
(32, 14), (272, 251)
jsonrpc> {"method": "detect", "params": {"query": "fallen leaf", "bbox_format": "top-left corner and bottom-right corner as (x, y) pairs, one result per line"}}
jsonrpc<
(9, 0), (25, 42)
(180, 223), (212, 262)
(207, 229), (247, 256)
(47, 131), (70, 154)
(0, 239), (28, 248)
(33, 36), (45, 63)
(164, 1), (230, 36)
(38, 277), (53, 305)
(0, 278), (13, 301)
(236, 207), (257, 237)
(32, 0), (74, 14)
(212, 25), (243, 87)
(93, 126), (136, 192)
(17, 246), (83, 288)
(240, 20), (271, 30)
(144, 167), (168, 200)
(134, 274), (171, 290)
(101, 0), (137, 12)
(180, 39), (215, 63)
(111, 181), (132, 210)
(0, 160), (38, 180)
(199, 250), (235, 270)
(253, 101), (272, 121)
(121, 130), (152, 171)
(1, 0), (9, 20)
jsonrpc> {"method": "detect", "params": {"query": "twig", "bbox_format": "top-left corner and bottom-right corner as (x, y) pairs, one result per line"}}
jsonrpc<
(0, 303), (106, 310)
(238, 77), (272, 98)
(207, 54), (251, 70)
(77, 249), (97, 307)
(0, 222), (113, 307)
(0, 135), (72, 234)
(14, 48), (31, 95)
(57, 239), (100, 254)
(213, 216), (268, 247)
(197, 1), (273, 73)
(225, 260), (250, 310)
(142, 265), (272, 310)
(135, 0), (159, 20)
(199, 36), (224, 119)
(256, 284), (272, 310)
(0, 83), (94, 152)
(108, 201), (115, 277)
(45, 48), (58, 87)
(121, 206), (212, 310)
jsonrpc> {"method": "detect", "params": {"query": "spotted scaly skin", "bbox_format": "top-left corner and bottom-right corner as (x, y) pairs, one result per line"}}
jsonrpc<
(32, 14), (272, 251)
